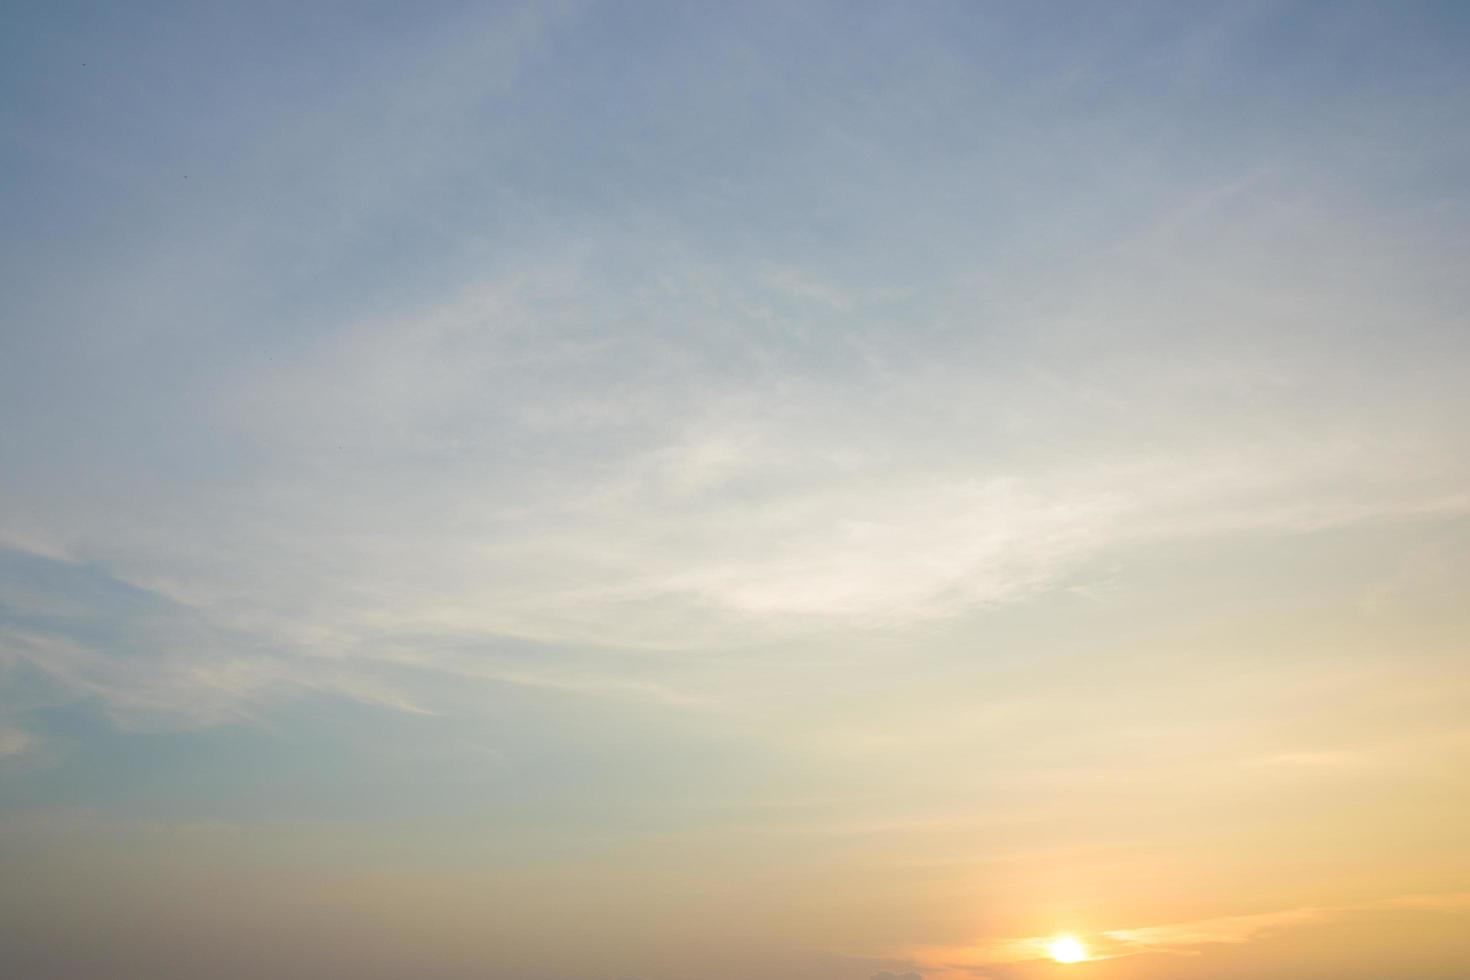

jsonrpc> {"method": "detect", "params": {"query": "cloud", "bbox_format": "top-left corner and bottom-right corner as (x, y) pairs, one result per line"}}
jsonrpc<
(905, 892), (1470, 972)
(6, 214), (1470, 725)
(0, 546), (287, 728)
(3, 0), (1468, 732)
(0, 543), (718, 731)
(43, 224), (1468, 656)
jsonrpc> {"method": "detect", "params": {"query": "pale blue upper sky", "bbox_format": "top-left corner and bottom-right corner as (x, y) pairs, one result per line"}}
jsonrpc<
(3, 4), (1470, 980)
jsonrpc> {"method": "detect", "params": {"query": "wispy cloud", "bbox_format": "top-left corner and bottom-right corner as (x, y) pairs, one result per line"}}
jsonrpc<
(1, 0), (1464, 743)
(905, 892), (1470, 973)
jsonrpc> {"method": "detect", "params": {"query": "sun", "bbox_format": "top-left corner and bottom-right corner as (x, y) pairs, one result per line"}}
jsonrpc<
(1048, 935), (1089, 964)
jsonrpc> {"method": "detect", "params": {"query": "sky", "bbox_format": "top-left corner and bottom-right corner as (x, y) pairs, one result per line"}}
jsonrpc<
(2, 2), (1470, 978)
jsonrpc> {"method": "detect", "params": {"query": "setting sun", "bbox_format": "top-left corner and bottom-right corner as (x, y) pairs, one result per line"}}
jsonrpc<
(1049, 935), (1089, 964)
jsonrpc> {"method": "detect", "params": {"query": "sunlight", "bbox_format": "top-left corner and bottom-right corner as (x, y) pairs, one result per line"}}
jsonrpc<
(1048, 935), (1089, 964)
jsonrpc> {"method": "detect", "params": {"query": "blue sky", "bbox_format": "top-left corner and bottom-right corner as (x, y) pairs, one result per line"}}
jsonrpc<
(3, 3), (1470, 979)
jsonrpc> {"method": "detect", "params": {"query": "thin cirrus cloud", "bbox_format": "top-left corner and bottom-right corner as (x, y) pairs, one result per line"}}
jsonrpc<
(10, 201), (1469, 718)
(7, 6), (1469, 696)
(908, 893), (1470, 972)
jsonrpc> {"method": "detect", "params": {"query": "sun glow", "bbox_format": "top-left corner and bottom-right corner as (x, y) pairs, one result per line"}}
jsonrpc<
(1048, 935), (1089, 964)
